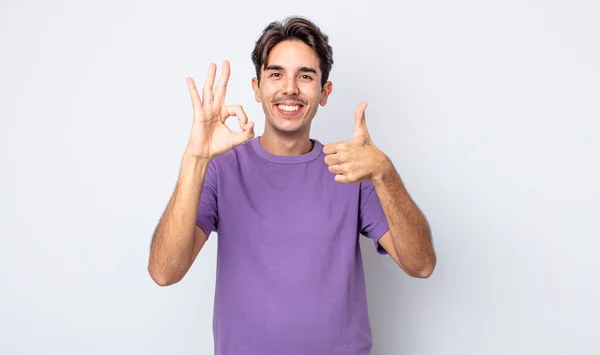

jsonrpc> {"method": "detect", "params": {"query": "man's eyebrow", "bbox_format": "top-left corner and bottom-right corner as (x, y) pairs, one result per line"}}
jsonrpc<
(264, 65), (284, 71)
(299, 66), (317, 74)
(264, 65), (317, 74)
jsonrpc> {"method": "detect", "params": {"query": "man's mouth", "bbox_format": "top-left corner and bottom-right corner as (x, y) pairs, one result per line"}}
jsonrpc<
(275, 103), (304, 116)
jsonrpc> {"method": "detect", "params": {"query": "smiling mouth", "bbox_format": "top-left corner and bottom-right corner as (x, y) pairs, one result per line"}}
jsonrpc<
(275, 103), (304, 116)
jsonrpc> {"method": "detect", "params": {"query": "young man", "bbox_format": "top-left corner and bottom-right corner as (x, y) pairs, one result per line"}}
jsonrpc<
(148, 16), (436, 355)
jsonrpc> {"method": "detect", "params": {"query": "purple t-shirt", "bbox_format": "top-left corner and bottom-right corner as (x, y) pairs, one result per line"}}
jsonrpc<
(196, 136), (389, 355)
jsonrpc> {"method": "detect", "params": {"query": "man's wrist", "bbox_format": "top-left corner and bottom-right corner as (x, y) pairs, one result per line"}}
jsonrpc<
(181, 150), (212, 175)
(371, 154), (395, 184)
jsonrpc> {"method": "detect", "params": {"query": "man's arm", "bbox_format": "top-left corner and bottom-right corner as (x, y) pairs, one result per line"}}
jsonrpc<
(322, 102), (436, 278)
(148, 61), (255, 286)
(148, 152), (210, 286)
(372, 159), (436, 278)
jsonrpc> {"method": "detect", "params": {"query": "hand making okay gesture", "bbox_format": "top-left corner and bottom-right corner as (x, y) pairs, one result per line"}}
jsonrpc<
(185, 60), (255, 160)
(323, 102), (390, 183)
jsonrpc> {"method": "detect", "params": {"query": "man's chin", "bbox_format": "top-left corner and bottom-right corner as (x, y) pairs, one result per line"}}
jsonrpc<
(276, 125), (303, 134)
(268, 121), (306, 135)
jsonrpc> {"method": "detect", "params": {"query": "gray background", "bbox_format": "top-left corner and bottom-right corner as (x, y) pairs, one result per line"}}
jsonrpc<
(1, 0), (599, 354)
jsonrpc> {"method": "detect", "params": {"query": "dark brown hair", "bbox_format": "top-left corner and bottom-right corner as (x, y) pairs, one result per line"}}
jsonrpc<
(251, 16), (334, 88)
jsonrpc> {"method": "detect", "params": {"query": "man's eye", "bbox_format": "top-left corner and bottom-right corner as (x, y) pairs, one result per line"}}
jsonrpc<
(300, 75), (312, 80)
(270, 73), (281, 77)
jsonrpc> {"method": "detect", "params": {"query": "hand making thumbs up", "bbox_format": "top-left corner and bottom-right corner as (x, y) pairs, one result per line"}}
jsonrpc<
(323, 102), (391, 184)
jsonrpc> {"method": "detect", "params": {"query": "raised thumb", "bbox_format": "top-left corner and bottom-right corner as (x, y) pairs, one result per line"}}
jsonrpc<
(353, 102), (369, 137)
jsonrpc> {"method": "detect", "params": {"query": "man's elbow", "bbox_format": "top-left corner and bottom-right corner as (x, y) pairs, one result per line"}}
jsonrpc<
(148, 264), (182, 287)
(407, 256), (437, 279)
(411, 267), (434, 279)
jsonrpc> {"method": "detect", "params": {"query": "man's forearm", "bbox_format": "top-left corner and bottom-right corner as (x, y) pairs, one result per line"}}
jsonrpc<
(148, 151), (211, 285)
(371, 158), (436, 277)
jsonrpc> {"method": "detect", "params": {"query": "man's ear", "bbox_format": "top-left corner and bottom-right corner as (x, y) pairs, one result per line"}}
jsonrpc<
(252, 77), (261, 103)
(319, 81), (333, 106)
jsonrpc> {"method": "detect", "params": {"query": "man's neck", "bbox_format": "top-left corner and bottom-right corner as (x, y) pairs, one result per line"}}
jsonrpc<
(259, 129), (314, 156)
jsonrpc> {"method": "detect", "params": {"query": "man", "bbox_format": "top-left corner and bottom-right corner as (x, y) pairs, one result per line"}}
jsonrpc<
(148, 16), (436, 355)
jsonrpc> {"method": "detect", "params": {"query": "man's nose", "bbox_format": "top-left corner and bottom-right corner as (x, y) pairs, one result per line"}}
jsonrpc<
(282, 77), (299, 96)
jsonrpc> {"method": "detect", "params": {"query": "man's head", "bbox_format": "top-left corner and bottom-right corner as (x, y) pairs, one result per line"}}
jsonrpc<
(251, 16), (334, 135)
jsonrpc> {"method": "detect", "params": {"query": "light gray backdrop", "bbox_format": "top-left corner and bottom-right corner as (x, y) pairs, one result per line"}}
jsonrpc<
(1, 0), (598, 354)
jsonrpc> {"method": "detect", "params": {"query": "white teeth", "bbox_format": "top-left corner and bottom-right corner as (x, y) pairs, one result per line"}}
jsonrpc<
(278, 104), (300, 112)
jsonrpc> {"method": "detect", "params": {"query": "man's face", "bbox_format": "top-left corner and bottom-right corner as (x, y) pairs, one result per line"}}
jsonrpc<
(252, 39), (332, 135)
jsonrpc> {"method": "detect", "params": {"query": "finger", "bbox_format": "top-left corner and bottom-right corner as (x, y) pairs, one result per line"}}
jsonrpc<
(353, 102), (369, 137)
(232, 121), (256, 146)
(214, 60), (231, 104)
(324, 154), (343, 166)
(322, 142), (339, 155)
(334, 174), (349, 184)
(225, 105), (248, 125)
(202, 63), (217, 106)
(328, 164), (344, 175)
(186, 77), (202, 113)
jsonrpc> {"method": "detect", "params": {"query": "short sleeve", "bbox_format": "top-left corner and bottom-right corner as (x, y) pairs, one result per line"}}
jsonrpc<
(359, 180), (389, 255)
(195, 159), (219, 238)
